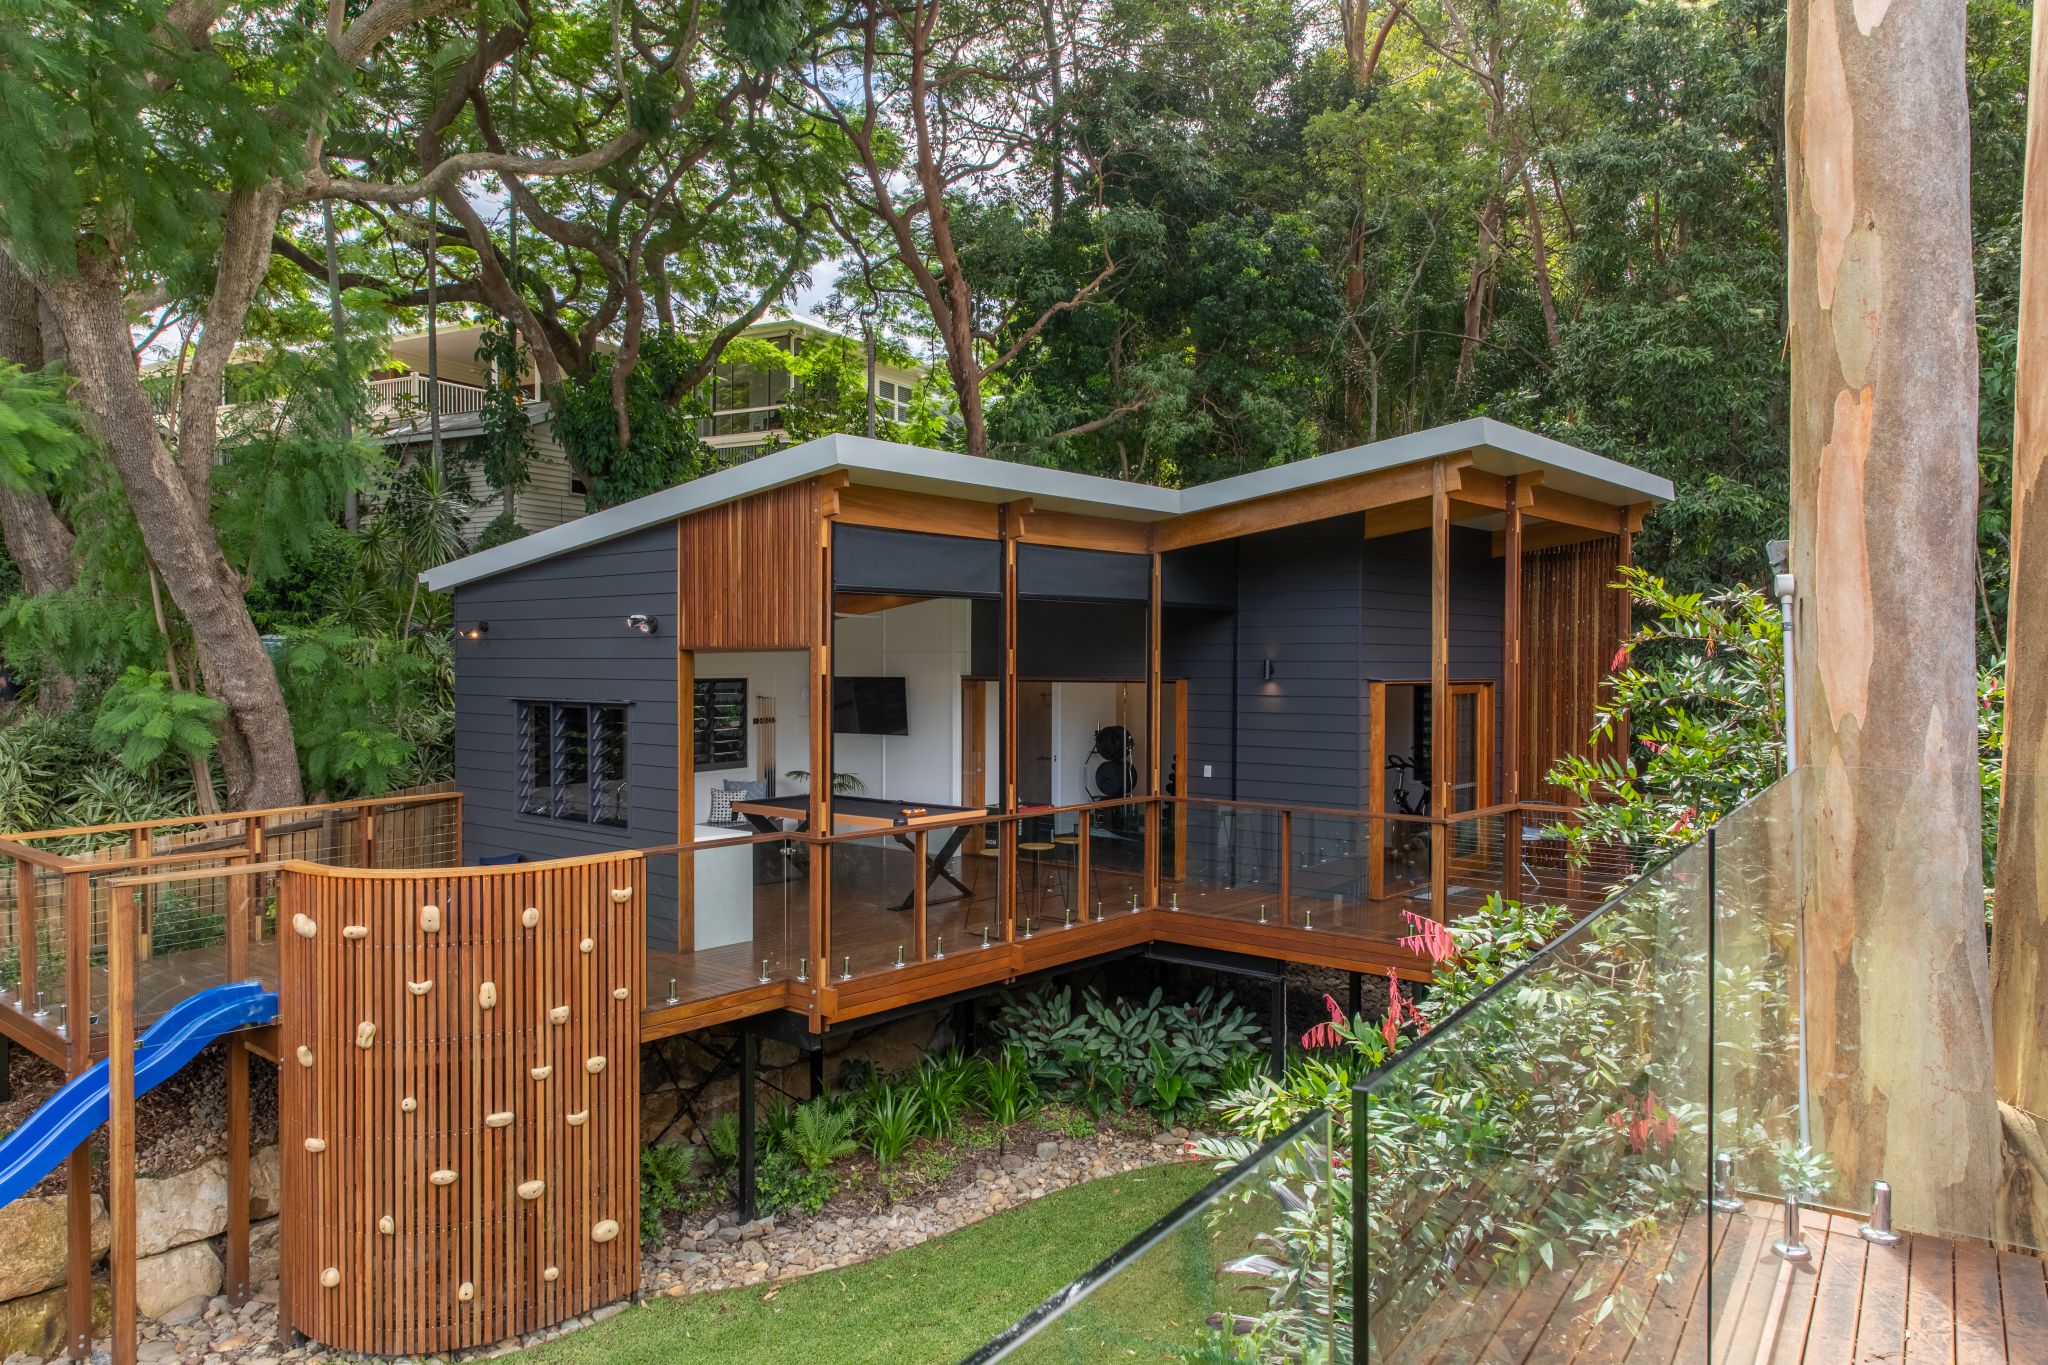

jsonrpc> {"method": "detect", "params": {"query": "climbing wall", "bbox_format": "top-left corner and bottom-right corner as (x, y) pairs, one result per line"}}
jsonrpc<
(277, 854), (644, 1354)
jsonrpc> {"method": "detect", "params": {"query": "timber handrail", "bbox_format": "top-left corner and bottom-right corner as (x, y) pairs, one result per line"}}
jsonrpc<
(6, 787), (459, 845)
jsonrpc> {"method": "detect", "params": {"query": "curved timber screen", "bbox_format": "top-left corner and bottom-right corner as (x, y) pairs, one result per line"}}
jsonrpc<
(277, 855), (644, 1354)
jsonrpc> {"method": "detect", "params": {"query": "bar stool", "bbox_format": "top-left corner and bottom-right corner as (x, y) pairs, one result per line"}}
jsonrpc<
(1018, 838), (1057, 923)
(1050, 831), (1080, 915)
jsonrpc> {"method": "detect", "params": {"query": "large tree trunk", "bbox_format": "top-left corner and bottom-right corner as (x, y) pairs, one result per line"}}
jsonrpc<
(0, 255), (78, 712)
(1992, 0), (2048, 1251)
(39, 254), (304, 809)
(1785, 0), (1999, 1234)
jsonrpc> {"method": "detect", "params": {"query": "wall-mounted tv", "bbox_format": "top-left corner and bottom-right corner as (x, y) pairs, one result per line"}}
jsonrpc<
(832, 676), (909, 735)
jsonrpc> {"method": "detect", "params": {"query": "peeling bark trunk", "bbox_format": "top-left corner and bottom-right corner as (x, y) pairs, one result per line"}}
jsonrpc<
(1523, 170), (1562, 355)
(0, 254), (78, 712)
(1455, 193), (1503, 387)
(1992, 0), (2048, 1253)
(1785, 0), (1999, 1234)
(39, 253), (303, 809)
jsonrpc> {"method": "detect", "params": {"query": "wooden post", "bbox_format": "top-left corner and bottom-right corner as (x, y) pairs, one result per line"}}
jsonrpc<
(914, 829), (929, 960)
(1503, 476), (1524, 905)
(808, 507), (834, 1024)
(678, 647), (696, 952)
(128, 830), (151, 960)
(1279, 809), (1293, 928)
(360, 804), (377, 870)
(1144, 552), (1162, 911)
(1000, 507), (1022, 933)
(109, 888), (137, 1365)
(63, 868), (90, 1360)
(1429, 460), (1451, 924)
(14, 859), (36, 1021)
(225, 1035), (250, 1305)
(1076, 811), (1092, 922)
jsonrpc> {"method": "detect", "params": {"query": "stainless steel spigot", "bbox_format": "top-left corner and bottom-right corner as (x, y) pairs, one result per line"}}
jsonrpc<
(1711, 1152), (1743, 1213)
(1772, 1193), (1812, 1262)
(1859, 1180), (1902, 1246)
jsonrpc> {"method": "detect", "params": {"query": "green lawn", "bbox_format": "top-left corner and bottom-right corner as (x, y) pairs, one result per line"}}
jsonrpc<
(524, 1160), (1218, 1364)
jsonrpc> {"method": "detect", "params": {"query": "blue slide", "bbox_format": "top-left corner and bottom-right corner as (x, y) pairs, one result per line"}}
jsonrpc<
(0, 981), (278, 1207)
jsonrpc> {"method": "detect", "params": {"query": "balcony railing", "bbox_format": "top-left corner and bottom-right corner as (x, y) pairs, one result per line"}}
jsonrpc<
(366, 374), (485, 418)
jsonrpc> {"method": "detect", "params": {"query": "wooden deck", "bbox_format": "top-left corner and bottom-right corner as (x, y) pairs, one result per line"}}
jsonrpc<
(1376, 1199), (2048, 1365)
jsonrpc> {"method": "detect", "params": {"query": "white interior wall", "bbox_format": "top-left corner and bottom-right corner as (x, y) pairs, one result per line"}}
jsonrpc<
(690, 649), (811, 828)
(830, 597), (973, 806)
(1052, 682), (1146, 804)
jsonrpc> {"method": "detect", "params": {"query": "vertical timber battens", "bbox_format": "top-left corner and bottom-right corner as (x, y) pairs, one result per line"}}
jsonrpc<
(1429, 461), (1451, 924)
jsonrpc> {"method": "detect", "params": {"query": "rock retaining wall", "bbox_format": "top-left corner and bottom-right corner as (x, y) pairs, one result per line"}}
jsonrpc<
(0, 1146), (279, 1358)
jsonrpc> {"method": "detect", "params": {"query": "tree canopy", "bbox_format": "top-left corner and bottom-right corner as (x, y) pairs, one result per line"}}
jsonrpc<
(0, 0), (2032, 808)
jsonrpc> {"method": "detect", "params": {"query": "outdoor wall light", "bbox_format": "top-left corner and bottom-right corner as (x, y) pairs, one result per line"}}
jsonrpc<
(1262, 657), (1277, 682)
(626, 613), (660, 635)
(457, 621), (489, 641)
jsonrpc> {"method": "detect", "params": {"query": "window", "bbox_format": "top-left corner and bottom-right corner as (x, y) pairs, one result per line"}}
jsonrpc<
(518, 702), (629, 826)
(876, 379), (912, 422)
(695, 678), (748, 772)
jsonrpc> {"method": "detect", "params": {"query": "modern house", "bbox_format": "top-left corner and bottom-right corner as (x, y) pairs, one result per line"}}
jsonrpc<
(420, 416), (1670, 1036)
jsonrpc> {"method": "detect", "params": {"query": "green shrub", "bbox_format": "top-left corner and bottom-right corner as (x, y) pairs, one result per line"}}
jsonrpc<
(909, 1052), (973, 1139)
(862, 1082), (923, 1167)
(640, 1144), (695, 1243)
(787, 1098), (860, 1174)
(756, 1148), (837, 1217)
(992, 983), (1263, 1112)
(974, 1045), (1038, 1128)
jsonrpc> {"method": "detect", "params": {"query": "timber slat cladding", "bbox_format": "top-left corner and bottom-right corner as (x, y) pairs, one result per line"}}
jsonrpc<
(278, 856), (643, 1355)
(676, 480), (820, 647)
(1520, 535), (1626, 806)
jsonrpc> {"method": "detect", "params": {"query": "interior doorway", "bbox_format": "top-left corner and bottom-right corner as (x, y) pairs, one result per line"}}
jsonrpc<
(1368, 680), (1495, 900)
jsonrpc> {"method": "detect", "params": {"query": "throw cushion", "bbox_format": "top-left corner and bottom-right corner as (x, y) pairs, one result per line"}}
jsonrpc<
(706, 786), (736, 825)
(724, 776), (770, 802)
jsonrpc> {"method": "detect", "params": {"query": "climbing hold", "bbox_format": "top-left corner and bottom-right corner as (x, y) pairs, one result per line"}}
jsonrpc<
(400, 1096), (417, 1113)
(478, 981), (498, 1010)
(295, 1045), (314, 1068)
(578, 937), (594, 954)
(584, 1056), (607, 1075)
(291, 914), (318, 939)
(609, 887), (632, 904)
(549, 1005), (569, 1026)
(303, 1137), (326, 1154)
(420, 904), (442, 932)
(458, 1281), (475, 1303)
(517, 1179), (545, 1201)
(591, 1219), (621, 1244)
(341, 924), (368, 941)
(486, 1111), (514, 1129)
(612, 987), (629, 1001)
(565, 1110), (589, 1128)
(378, 1214), (394, 1236)
(320, 1268), (340, 1289)
(530, 1065), (553, 1081)
(430, 1169), (458, 1187)
(355, 1021), (376, 1049)
(406, 979), (433, 996)
(542, 1266), (560, 1283)
(521, 906), (540, 928)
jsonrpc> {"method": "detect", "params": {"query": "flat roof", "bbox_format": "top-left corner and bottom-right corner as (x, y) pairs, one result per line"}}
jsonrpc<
(421, 416), (1674, 592)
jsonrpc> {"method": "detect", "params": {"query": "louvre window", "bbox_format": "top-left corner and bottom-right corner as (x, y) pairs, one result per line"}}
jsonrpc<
(694, 678), (748, 772)
(517, 702), (629, 826)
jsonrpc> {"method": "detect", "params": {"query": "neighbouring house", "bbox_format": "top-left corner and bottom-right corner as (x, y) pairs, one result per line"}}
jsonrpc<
(419, 415), (1671, 1031)
(231, 315), (931, 547)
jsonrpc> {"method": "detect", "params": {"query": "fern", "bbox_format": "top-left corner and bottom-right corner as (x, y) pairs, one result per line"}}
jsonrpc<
(786, 1098), (860, 1173)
